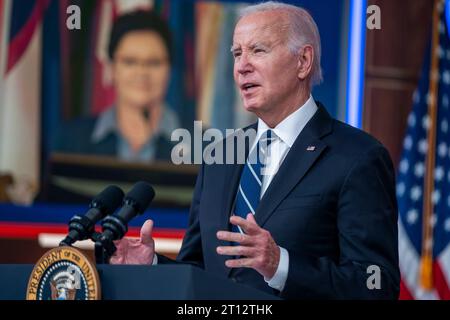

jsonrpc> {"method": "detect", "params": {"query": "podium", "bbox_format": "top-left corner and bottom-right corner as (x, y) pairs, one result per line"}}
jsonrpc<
(0, 264), (279, 300)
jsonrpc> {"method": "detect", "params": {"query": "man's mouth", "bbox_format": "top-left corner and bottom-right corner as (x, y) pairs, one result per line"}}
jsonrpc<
(240, 83), (260, 92)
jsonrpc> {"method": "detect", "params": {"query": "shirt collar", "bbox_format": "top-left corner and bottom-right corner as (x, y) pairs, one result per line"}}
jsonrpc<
(91, 105), (178, 144)
(256, 95), (318, 148)
(91, 107), (117, 143)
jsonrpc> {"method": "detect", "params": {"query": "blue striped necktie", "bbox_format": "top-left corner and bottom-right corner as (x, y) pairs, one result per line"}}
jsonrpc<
(233, 130), (275, 233)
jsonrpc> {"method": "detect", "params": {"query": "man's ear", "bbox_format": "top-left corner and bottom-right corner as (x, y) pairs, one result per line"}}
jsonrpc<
(297, 45), (314, 81)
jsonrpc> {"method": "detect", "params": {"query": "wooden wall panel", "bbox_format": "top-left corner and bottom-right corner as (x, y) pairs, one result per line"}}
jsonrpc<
(364, 0), (433, 168)
(364, 79), (417, 165)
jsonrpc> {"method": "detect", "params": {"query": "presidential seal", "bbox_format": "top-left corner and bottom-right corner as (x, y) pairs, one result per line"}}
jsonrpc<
(26, 246), (101, 300)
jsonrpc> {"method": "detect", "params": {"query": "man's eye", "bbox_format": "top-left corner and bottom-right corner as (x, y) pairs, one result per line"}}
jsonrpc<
(233, 51), (241, 58)
(254, 48), (265, 54)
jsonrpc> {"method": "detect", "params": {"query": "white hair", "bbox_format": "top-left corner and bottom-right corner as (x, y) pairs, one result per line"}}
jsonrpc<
(238, 1), (323, 87)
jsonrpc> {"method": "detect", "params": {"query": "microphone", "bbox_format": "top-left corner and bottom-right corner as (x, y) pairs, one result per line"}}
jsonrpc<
(100, 181), (155, 243)
(60, 185), (124, 246)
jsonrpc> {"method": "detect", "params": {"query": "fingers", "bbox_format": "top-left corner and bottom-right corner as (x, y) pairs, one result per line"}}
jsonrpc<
(140, 219), (154, 245)
(109, 254), (123, 265)
(110, 240), (126, 264)
(110, 238), (136, 263)
(113, 240), (122, 250)
(109, 220), (155, 265)
(229, 214), (260, 235)
(216, 231), (251, 244)
(216, 245), (253, 257)
(216, 214), (261, 243)
(225, 257), (254, 269)
(217, 214), (280, 278)
(246, 213), (257, 224)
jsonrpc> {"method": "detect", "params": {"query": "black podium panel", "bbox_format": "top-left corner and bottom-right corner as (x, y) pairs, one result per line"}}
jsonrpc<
(0, 264), (278, 300)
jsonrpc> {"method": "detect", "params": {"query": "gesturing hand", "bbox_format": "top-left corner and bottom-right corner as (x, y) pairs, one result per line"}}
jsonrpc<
(109, 219), (155, 265)
(216, 213), (280, 279)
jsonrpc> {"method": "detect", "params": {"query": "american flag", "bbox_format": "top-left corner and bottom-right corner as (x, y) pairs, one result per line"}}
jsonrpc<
(0, 0), (50, 188)
(398, 0), (450, 300)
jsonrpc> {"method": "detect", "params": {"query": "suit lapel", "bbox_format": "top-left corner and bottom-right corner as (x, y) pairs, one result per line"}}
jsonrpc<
(255, 103), (333, 227)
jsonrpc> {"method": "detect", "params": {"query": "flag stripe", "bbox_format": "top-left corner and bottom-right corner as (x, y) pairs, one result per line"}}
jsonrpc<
(399, 220), (439, 299)
(0, 0), (11, 78)
(8, 0), (34, 35)
(6, 0), (49, 73)
(0, 0), (4, 60)
(434, 261), (450, 299)
(399, 279), (414, 300)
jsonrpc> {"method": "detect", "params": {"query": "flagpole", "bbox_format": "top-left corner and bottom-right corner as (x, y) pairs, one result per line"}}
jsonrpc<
(0, 0), (12, 167)
(419, 0), (443, 291)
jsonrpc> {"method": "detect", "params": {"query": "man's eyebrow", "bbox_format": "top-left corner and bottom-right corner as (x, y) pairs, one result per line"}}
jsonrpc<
(249, 42), (270, 49)
(230, 45), (240, 52)
(230, 42), (270, 52)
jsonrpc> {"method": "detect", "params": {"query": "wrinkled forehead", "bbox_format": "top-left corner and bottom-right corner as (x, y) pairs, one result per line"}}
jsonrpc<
(232, 12), (290, 47)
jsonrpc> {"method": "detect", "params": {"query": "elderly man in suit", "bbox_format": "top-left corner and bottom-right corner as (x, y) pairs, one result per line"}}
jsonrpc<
(110, 2), (400, 299)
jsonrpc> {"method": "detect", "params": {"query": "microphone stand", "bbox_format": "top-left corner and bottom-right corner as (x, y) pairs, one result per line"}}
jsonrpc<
(93, 214), (128, 264)
(59, 230), (117, 264)
(58, 224), (116, 264)
(91, 232), (116, 264)
(60, 216), (129, 264)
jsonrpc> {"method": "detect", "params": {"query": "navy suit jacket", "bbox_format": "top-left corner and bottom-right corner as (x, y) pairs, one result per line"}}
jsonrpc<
(159, 103), (400, 299)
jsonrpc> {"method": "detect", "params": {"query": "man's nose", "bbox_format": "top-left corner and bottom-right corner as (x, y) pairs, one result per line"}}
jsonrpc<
(236, 53), (253, 75)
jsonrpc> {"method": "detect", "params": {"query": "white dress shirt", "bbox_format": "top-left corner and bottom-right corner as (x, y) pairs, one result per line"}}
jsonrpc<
(252, 96), (318, 291)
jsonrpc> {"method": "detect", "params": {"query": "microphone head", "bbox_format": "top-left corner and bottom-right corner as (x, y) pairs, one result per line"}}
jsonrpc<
(90, 185), (125, 214)
(124, 181), (155, 214)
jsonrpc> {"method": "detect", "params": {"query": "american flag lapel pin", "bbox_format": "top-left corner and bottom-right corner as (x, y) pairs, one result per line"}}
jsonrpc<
(306, 145), (316, 151)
